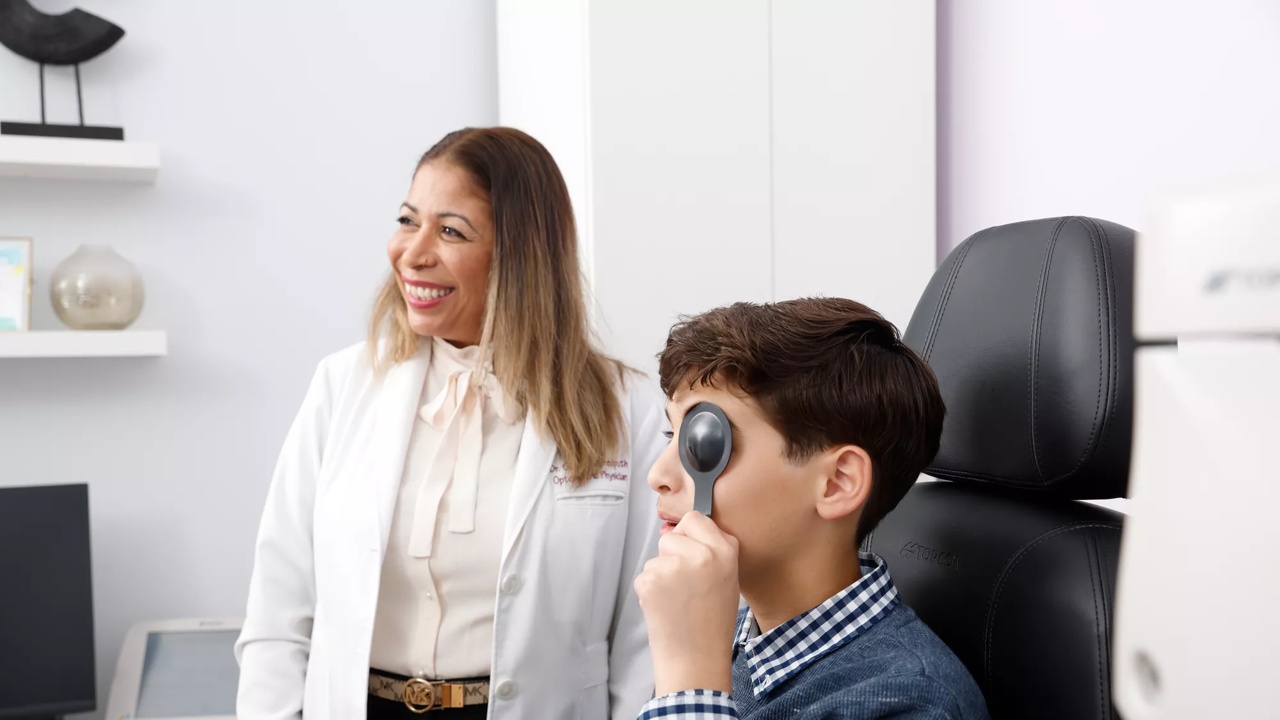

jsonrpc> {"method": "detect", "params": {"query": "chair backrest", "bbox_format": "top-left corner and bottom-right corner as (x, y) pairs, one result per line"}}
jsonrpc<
(867, 217), (1136, 720)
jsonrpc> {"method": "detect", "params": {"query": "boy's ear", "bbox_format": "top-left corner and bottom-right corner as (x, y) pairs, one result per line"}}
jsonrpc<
(815, 445), (873, 521)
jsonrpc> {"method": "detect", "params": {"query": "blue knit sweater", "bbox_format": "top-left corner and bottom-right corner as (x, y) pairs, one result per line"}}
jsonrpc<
(729, 602), (989, 719)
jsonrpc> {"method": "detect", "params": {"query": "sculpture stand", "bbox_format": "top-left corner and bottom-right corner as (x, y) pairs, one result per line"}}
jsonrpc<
(1, 62), (124, 141)
(1, 121), (123, 140)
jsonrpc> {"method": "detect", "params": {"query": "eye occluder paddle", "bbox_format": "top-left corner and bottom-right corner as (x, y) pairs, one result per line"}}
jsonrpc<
(678, 402), (733, 518)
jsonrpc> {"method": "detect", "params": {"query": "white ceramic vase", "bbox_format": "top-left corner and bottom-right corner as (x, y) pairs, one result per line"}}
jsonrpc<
(50, 245), (145, 330)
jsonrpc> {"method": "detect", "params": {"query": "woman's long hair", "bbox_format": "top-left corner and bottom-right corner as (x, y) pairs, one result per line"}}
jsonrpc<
(369, 127), (626, 486)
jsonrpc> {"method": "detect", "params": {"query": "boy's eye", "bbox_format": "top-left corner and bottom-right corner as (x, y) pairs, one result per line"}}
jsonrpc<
(662, 430), (674, 439)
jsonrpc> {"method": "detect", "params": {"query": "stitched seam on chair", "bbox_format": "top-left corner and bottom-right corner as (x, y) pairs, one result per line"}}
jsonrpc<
(1075, 218), (1107, 475)
(1094, 220), (1122, 493)
(1107, 527), (1121, 705)
(922, 243), (965, 361)
(1106, 223), (1120, 468)
(1028, 218), (1068, 486)
(981, 522), (1120, 687)
(1093, 528), (1118, 715)
(922, 238), (975, 362)
(1090, 221), (1121, 485)
(1049, 218), (1112, 486)
(1085, 531), (1106, 720)
(926, 467), (1047, 487)
(1101, 527), (1118, 598)
(1101, 531), (1120, 716)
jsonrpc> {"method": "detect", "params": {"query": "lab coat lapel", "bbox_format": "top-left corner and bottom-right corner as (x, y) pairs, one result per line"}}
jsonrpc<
(502, 413), (556, 563)
(369, 344), (431, 552)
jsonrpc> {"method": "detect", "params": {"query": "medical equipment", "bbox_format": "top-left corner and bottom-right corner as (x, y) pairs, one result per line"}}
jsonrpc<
(104, 618), (241, 720)
(1113, 181), (1280, 718)
(679, 401), (733, 517)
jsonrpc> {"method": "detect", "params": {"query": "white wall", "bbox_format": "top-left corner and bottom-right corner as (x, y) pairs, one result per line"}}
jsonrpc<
(495, 0), (594, 285)
(500, 0), (936, 377)
(0, 1), (496, 717)
(771, 1), (936, 328)
(585, 0), (776, 375)
(939, 0), (1280, 256)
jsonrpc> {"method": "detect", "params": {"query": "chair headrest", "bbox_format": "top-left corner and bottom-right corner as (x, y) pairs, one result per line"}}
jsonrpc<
(904, 217), (1135, 499)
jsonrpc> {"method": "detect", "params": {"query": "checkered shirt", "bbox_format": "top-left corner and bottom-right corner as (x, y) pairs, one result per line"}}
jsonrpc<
(637, 552), (900, 720)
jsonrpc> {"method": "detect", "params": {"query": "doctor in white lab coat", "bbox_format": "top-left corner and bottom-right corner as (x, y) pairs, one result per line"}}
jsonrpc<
(235, 127), (667, 720)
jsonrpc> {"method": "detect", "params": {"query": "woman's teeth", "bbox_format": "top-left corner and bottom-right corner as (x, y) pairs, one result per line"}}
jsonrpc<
(408, 285), (454, 301)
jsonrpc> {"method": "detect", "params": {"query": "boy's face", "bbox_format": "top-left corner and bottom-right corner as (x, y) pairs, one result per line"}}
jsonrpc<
(649, 381), (830, 583)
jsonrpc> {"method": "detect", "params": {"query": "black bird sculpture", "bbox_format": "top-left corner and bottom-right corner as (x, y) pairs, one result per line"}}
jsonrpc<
(0, 0), (127, 140)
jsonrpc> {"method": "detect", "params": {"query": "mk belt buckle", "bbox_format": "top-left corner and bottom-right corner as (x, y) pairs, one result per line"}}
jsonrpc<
(403, 678), (465, 713)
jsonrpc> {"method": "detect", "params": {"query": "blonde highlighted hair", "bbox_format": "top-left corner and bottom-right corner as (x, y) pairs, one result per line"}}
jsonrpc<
(369, 127), (626, 486)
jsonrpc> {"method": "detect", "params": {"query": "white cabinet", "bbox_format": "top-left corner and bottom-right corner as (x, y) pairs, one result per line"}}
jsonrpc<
(498, 0), (935, 375)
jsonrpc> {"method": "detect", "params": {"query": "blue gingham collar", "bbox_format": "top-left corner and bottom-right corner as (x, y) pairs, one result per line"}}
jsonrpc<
(735, 552), (901, 698)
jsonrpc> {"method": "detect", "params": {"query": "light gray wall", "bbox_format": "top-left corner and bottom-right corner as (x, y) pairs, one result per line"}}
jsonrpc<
(938, 0), (1280, 256)
(0, 2), (496, 716)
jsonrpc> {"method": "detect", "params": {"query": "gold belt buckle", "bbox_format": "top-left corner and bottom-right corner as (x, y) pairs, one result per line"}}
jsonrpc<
(402, 678), (436, 714)
(403, 678), (466, 713)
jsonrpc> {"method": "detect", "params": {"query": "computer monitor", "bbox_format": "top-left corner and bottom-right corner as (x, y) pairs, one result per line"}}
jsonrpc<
(104, 619), (241, 720)
(0, 483), (96, 719)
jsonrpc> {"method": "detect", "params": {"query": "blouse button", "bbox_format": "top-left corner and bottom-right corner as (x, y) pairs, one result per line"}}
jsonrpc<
(500, 574), (522, 596)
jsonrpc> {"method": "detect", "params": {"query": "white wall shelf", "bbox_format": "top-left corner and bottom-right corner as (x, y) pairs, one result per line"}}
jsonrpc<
(0, 331), (168, 358)
(0, 135), (160, 183)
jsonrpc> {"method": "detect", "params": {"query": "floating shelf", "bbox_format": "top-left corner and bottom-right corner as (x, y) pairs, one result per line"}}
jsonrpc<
(0, 331), (168, 358)
(0, 135), (160, 183)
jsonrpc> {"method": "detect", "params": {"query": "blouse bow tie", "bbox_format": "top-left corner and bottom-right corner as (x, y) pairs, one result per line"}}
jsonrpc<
(407, 364), (520, 558)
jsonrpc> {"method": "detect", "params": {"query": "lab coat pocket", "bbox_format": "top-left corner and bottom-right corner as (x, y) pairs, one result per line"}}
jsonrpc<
(543, 494), (630, 634)
(554, 489), (626, 507)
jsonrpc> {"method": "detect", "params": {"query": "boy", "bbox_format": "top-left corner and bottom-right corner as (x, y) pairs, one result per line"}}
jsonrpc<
(634, 298), (989, 719)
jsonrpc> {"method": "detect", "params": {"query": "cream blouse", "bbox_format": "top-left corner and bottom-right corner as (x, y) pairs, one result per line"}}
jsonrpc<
(369, 337), (525, 679)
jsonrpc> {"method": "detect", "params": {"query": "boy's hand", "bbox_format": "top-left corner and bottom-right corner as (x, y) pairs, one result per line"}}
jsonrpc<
(633, 511), (740, 696)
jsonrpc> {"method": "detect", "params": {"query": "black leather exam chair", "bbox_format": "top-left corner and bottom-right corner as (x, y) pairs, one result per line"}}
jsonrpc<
(867, 216), (1135, 720)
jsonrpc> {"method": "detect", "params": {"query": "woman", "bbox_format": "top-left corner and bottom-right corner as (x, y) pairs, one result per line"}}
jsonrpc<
(235, 128), (667, 720)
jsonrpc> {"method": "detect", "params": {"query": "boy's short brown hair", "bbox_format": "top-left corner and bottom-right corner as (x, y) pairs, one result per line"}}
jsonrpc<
(658, 297), (945, 545)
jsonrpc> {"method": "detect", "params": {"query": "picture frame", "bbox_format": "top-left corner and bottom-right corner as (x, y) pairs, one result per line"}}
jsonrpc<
(0, 237), (33, 332)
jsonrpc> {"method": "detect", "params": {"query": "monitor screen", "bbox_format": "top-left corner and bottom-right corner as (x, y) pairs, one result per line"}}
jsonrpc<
(135, 630), (239, 718)
(0, 483), (95, 718)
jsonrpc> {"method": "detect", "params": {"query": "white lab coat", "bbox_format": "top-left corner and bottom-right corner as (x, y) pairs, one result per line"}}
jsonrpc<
(235, 342), (667, 720)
